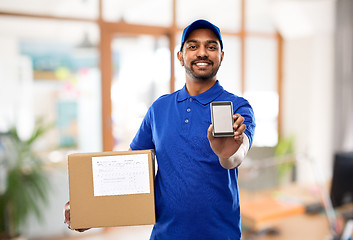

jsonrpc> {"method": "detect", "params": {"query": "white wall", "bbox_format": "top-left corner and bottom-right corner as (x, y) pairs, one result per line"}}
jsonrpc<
(275, 0), (336, 183)
(282, 35), (335, 184)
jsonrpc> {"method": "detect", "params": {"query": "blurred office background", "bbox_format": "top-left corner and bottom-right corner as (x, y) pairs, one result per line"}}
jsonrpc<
(0, 0), (352, 239)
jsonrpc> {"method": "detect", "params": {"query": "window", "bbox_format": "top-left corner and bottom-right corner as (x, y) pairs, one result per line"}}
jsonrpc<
(0, 0), (98, 19)
(103, 0), (172, 26)
(0, 0), (282, 151)
(111, 35), (170, 150)
(0, 16), (102, 153)
(245, 37), (278, 146)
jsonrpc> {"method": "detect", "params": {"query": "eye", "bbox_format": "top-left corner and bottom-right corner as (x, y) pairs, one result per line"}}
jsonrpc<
(208, 46), (217, 50)
(188, 45), (197, 50)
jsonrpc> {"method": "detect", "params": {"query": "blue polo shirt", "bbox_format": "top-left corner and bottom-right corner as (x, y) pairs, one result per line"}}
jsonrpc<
(130, 81), (255, 240)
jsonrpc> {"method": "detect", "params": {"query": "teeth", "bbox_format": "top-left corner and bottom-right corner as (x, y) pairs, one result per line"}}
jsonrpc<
(196, 63), (209, 66)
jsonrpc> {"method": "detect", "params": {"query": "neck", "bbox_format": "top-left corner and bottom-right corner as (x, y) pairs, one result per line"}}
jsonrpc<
(185, 78), (217, 96)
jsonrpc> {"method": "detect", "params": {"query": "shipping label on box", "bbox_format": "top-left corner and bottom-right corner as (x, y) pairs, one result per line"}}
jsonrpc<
(68, 150), (156, 229)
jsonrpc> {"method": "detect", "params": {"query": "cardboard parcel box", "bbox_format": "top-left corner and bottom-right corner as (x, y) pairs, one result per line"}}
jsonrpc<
(68, 150), (156, 229)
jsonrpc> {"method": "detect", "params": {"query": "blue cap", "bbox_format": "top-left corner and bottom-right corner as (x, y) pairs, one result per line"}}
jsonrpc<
(180, 19), (223, 51)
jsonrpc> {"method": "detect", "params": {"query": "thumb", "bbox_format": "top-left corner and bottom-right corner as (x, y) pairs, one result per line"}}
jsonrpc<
(207, 124), (214, 140)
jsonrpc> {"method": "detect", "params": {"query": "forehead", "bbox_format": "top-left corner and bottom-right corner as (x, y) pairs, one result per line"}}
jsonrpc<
(185, 28), (220, 44)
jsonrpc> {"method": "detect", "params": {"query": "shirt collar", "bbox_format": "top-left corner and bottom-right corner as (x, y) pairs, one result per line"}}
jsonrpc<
(177, 80), (224, 105)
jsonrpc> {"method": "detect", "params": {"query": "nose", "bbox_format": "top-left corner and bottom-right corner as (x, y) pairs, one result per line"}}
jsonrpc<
(197, 45), (208, 58)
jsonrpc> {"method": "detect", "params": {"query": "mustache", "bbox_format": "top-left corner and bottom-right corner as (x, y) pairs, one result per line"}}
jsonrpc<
(191, 57), (214, 65)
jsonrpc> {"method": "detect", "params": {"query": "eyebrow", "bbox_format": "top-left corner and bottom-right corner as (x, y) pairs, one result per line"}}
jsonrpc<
(207, 40), (219, 45)
(186, 40), (197, 44)
(186, 39), (219, 45)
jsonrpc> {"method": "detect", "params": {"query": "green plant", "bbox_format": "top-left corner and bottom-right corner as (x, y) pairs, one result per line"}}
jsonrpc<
(275, 136), (295, 184)
(0, 120), (52, 239)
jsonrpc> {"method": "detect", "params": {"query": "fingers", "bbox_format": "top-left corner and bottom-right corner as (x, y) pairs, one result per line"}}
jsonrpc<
(234, 125), (246, 141)
(64, 201), (70, 226)
(233, 114), (244, 129)
(207, 124), (214, 140)
(208, 113), (246, 141)
(64, 201), (90, 233)
(233, 114), (246, 140)
(76, 228), (90, 232)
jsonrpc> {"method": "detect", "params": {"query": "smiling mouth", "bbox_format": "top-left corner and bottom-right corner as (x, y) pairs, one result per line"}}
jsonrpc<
(195, 62), (209, 66)
(192, 60), (213, 67)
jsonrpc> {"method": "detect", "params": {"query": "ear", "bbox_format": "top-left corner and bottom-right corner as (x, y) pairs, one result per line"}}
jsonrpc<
(220, 51), (224, 64)
(177, 51), (184, 66)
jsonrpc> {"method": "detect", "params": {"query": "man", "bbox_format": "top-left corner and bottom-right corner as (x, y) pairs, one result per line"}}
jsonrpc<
(65, 19), (255, 239)
(130, 19), (255, 239)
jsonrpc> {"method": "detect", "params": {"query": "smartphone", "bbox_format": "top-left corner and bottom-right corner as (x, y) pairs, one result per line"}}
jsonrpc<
(210, 101), (234, 137)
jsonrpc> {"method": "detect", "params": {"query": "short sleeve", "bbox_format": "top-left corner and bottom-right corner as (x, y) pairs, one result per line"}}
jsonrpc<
(233, 99), (256, 147)
(130, 107), (155, 150)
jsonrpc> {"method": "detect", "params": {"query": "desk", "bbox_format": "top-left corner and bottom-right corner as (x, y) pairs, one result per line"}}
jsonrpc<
(240, 184), (333, 240)
(241, 213), (331, 240)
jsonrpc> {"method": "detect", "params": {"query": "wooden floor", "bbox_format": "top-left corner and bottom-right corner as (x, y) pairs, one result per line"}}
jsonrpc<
(38, 225), (153, 240)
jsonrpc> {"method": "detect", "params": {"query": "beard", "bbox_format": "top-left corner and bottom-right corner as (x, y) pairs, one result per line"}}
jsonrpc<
(183, 57), (221, 81)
